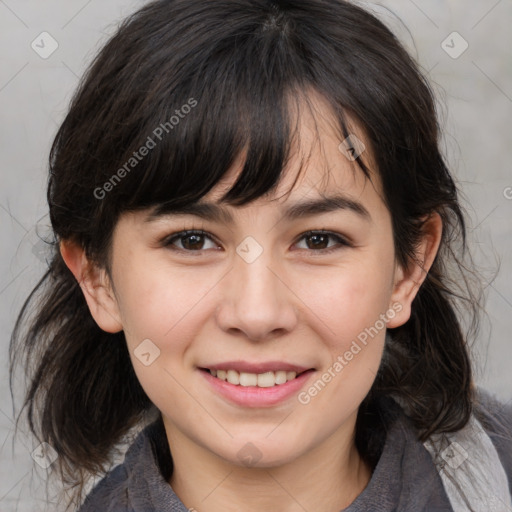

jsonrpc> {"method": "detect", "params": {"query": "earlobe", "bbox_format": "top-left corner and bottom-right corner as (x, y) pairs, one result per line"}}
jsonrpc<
(59, 240), (123, 333)
(386, 212), (443, 329)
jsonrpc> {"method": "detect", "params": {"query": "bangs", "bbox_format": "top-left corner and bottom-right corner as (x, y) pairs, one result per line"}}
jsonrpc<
(82, 0), (371, 220)
(123, 86), (363, 215)
(49, 0), (419, 251)
(122, 63), (305, 212)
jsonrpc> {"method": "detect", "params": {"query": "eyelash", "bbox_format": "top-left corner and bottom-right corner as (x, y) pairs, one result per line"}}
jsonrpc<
(162, 229), (352, 256)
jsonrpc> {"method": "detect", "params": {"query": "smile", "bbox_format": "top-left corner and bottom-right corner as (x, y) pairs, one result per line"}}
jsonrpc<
(205, 368), (308, 388)
(199, 366), (316, 407)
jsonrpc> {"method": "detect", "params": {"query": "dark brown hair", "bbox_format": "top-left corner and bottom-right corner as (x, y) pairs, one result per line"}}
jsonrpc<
(10, 0), (484, 508)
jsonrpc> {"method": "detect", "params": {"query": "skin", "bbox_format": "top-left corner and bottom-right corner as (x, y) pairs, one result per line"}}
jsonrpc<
(61, 92), (442, 512)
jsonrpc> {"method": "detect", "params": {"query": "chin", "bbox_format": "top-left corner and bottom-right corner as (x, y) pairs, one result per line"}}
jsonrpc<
(215, 436), (305, 469)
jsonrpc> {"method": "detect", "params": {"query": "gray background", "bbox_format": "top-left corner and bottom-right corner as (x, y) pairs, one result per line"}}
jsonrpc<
(1, 0), (511, 510)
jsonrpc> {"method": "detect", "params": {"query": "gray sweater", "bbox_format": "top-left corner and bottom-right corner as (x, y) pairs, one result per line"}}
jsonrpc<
(78, 390), (512, 512)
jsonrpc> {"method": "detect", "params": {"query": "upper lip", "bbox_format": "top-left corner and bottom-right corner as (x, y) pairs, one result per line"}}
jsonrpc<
(199, 361), (313, 374)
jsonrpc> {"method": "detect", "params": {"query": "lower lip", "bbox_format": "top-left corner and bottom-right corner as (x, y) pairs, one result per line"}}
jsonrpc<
(199, 369), (316, 407)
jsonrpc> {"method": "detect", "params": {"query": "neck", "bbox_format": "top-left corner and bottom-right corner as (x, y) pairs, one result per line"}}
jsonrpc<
(165, 415), (372, 512)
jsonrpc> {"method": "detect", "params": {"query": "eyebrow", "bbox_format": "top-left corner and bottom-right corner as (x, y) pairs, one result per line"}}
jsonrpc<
(145, 194), (372, 225)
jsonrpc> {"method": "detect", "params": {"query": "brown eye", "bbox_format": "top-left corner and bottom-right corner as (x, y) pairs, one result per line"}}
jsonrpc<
(164, 230), (219, 252)
(294, 231), (351, 254)
(305, 233), (330, 250)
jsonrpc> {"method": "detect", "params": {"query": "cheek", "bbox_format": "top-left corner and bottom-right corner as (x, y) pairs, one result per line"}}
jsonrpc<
(293, 255), (393, 409)
(114, 259), (215, 346)
(113, 262), (208, 413)
(112, 258), (224, 409)
(299, 258), (394, 348)
(296, 282), (388, 420)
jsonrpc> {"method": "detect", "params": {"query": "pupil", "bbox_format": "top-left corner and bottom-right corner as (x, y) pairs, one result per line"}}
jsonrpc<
(309, 234), (327, 249)
(184, 234), (203, 250)
(181, 234), (329, 251)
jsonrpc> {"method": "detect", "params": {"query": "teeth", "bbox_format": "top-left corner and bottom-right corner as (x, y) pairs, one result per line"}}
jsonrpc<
(239, 372), (257, 386)
(227, 369), (239, 385)
(209, 369), (299, 387)
(257, 371), (275, 388)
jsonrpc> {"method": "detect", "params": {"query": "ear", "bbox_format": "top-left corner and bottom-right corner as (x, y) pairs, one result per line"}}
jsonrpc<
(386, 212), (443, 329)
(60, 240), (123, 333)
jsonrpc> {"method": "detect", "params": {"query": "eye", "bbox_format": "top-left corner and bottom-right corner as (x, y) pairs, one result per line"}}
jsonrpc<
(162, 229), (351, 255)
(294, 230), (351, 254)
(163, 230), (220, 252)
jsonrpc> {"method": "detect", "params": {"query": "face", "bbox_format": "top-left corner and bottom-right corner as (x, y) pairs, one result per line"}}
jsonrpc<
(70, 93), (425, 470)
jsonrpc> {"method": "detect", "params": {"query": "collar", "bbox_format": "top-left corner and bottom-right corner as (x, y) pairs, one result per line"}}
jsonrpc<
(120, 408), (451, 512)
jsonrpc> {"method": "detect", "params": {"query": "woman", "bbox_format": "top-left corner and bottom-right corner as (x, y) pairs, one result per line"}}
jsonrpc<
(10, 0), (512, 510)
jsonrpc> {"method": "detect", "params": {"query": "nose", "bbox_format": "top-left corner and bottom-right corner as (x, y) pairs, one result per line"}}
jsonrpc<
(215, 248), (299, 342)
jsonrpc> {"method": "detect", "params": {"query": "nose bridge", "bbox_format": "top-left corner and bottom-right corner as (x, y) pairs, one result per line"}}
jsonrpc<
(237, 241), (278, 297)
(215, 236), (298, 340)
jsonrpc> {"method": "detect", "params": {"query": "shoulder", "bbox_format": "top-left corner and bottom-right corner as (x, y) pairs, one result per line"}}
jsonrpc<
(474, 388), (512, 480)
(77, 419), (175, 512)
(78, 462), (131, 512)
(475, 387), (512, 431)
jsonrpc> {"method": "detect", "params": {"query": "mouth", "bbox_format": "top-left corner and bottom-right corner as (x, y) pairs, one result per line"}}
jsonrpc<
(198, 367), (315, 388)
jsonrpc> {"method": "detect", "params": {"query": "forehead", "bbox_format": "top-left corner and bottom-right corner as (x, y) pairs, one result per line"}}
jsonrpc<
(143, 138), (381, 230)
(140, 89), (386, 228)
(203, 91), (380, 208)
